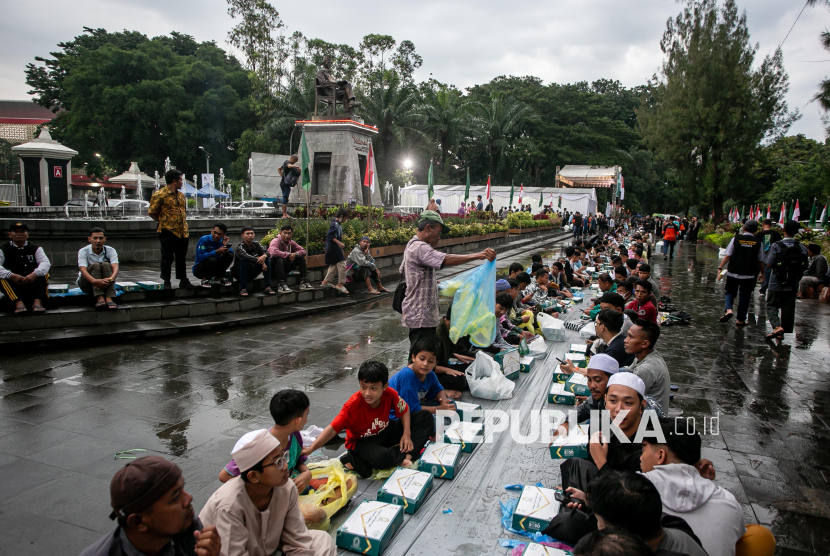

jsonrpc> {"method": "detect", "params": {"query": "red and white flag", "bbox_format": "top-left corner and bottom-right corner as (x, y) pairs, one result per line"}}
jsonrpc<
(518, 183), (524, 203)
(792, 199), (800, 221)
(766, 204), (771, 220)
(485, 175), (491, 199)
(363, 143), (377, 193)
(778, 203), (786, 225)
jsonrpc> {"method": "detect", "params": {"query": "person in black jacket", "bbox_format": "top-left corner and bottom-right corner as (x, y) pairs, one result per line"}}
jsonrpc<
(0, 222), (50, 313)
(717, 220), (764, 325)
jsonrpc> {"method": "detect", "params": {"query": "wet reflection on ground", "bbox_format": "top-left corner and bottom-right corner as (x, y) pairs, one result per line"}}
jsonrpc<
(1, 240), (828, 554)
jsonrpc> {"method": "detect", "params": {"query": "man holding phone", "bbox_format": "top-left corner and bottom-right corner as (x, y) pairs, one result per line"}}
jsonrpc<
(192, 223), (234, 288)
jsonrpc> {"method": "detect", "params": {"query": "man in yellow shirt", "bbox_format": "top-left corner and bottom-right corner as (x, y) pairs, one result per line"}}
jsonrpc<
(149, 170), (194, 289)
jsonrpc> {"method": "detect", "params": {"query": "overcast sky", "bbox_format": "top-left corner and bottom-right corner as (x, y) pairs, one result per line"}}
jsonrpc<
(2, 0), (827, 140)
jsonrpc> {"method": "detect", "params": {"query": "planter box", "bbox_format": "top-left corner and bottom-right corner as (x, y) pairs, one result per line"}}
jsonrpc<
(508, 226), (555, 234)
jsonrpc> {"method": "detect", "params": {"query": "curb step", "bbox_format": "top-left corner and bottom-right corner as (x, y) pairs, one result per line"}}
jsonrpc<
(1, 231), (570, 350)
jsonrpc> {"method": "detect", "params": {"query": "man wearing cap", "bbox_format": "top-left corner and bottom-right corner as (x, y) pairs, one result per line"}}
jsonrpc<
(559, 372), (650, 494)
(554, 354), (620, 441)
(717, 219), (764, 325)
(624, 319), (670, 412)
(400, 210), (496, 348)
(80, 456), (221, 556)
(199, 430), (335, 556)
(1, 222), (51, 314)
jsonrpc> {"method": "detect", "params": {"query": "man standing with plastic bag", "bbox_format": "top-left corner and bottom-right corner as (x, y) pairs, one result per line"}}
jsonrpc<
(399, 210), (496, 349)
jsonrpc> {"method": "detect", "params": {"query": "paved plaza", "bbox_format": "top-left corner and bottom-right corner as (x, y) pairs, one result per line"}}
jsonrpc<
(1, 240), (829, 555)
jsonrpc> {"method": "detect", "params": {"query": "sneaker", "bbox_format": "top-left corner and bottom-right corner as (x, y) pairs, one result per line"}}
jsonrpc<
(299, 279), (313, 289)
(278, 283), (292, 293)
(179, 279), (195, 290)
(163, 281), (173, 290)
(200, 279), (212, 288)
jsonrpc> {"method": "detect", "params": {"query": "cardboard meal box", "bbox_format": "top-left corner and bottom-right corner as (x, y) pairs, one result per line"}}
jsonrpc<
(564, 372), (591, 396)
(552, 365), (573, 383)
(376, 468), (433, 515)
(443, 420), (484, 453)
(418, 441), (462, 479)
(137, 281), (164, 291)
(548, 382), (576, 405)
(520, 356), (535, 373)
(453, 401), (482, 421)
(47, 284), (69, 294)
(335, 500), (404, 556)
(494, 348), (522, 380)
(549, 424), (590, 459)
(116, 281), (140, 292)
(518, 338), (530, 356)
(521, 543), (571, 556)
(511, 486), (561, 533)
(562, 352), (587, 369)
(568, 343), (588, 355)
(571, 292), (584, 303)
(569, 287), (582, 293)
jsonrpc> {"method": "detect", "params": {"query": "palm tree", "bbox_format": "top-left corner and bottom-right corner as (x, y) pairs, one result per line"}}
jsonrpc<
(262, 67), (317, 136)
(360, 73), (428, 177)
(418, 90), (478, 173)
(477, 95), (534, 179)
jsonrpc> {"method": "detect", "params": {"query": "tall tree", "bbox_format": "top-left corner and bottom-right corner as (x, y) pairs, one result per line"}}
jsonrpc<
(226, 0), (286, 105)
(25, 29), (254, 179)
(477, 95), (533, 179)
(638, 0), (799, 216)
(360, 73), (427, 177)
(807, 1), (830, 135)
(418, 88), (477, 173)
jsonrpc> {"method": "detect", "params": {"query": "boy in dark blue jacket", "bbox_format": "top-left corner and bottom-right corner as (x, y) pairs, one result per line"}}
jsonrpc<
(192, 223), (233, 288)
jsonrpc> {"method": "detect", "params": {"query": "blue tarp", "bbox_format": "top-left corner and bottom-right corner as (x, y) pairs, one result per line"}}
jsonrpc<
(181, 182), (199, 197)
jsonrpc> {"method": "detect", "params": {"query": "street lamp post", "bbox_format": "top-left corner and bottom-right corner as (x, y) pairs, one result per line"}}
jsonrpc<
(199, 146), (211, 175)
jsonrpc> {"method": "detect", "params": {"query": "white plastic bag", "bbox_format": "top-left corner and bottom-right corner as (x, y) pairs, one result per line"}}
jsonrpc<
(465, 351), (515, 400)
(527, 336), (548, 356)
(579, 321), (596, 339)
(655, 240), (664, 251)
(537, 312), (565, 342)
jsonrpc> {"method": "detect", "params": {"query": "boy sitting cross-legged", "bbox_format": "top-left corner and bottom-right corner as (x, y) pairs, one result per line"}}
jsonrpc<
(389, 338), (457, 410)
(219, 389), (313, 493)
(302, 360), (434, 478)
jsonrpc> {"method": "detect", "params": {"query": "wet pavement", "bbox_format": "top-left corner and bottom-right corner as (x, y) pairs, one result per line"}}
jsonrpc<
(1, 239), (829, 555)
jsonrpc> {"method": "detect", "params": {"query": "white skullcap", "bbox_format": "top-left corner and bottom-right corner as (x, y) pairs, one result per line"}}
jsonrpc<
(607, 372), (645, 397)
(232, 429), (281, 473)
(587, 353), (619, 375)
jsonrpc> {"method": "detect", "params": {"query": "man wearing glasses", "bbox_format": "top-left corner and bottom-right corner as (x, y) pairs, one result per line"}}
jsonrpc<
(199, 430), (335, 555)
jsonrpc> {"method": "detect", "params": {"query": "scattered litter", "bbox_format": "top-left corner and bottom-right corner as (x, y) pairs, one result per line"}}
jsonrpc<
(114, 449), (146, 460)
(504, 484), (523, 491)
(442, 508), (453, 514)
(300, 425), (325, 446)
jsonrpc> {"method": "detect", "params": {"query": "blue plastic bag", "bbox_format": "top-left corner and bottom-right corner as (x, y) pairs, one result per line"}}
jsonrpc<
(439, 259), (497, 347)
(499, 498), (555, 544)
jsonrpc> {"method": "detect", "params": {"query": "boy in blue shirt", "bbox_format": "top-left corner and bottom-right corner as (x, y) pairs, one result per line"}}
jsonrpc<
(390, 338), (455, 415)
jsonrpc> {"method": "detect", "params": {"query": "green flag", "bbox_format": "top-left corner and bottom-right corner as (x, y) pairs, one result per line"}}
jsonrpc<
(427, 159), (434, 200)
(538, 189), (543, 208)
(300, 128), (311, 191)
(809, 199), (817, 228)
(558, 195), (561, 208)
(509, 180), (514, 207)
(464, 168), (470, 201)
(788, 200), (794, 220)
(740, 205), (745, 220)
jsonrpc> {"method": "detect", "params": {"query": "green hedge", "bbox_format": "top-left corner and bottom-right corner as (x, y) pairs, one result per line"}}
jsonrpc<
(703, 232), (735, 248)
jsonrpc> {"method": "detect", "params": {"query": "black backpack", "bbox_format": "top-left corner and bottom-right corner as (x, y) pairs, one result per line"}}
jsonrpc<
(772, 240), (809, 288)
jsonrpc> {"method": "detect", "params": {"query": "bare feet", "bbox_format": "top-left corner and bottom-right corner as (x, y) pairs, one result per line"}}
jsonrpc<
(401, 457), (414, 468)
(367, 288), (380, 295)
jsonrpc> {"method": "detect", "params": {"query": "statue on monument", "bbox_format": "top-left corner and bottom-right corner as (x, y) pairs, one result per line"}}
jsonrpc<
(316, 55), (361, 115)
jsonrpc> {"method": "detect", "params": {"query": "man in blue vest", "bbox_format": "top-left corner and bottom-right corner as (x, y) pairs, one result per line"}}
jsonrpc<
(717, 220), (764, 326)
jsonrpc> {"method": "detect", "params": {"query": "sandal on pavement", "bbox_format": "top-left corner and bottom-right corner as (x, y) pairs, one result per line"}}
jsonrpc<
(14, 306), (27, 314)
(378, 286), (390, 293)
(219, 278), (232, 287)
(95, 300), (107, 310)
(107, 301), (118, 310)
(32, 306), (46, 313)
(334, 285), (350, 295)
(765, 330), (784, 341)
(263, 287), (276, 295)
(719, 312), (733, 323)
(735, 321), (747, 327)
(239, 289), (248, 297)
(367, 289), (380, 295)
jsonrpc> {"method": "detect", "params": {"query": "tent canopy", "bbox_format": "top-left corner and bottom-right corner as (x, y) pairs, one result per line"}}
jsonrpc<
(558, 165), (619, 188)
(399, 184), (597, 215)
(197, 185), (229, 198)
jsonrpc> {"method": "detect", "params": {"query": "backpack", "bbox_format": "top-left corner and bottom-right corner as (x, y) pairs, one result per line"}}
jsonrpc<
(772, 240), (809, 288)
(281, 161), (299, 187)
(663, 224), (677, 242)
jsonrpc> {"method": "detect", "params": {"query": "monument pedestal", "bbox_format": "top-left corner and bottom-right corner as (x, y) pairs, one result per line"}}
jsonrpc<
(290, 120), (380, 207)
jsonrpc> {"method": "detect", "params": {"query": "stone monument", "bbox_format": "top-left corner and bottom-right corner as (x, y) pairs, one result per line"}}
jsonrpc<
(315, 55), (361, 117)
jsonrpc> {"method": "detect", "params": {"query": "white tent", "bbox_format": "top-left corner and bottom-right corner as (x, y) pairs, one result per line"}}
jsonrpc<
(399, 184), (597, 215)
(557, 165), (619, 188)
